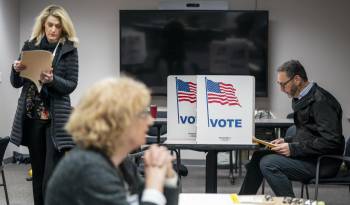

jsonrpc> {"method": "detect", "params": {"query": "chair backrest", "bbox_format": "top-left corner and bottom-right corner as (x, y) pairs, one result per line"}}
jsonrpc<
(344, 137), (350, 169)
(0, 137), (10, 164)
(286, 112), (294, 119)
(147, 111), (167, 136)
(157, 111), (167, 118)
(285, 125), (296, 138)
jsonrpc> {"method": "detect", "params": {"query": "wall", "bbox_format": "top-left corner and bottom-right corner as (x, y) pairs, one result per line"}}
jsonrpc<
(3, 0), (350, 159)
(264, 0), (350, 136)
(0, 0), (20, 158)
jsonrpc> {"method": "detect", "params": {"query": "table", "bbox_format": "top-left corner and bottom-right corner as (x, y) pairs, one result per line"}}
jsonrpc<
(178, 193), (314, 205)
(255, 118), (294, 138)
(164, 143), (259, 193)
(154, 118), (294, 193)
(179, 193), (234, 205)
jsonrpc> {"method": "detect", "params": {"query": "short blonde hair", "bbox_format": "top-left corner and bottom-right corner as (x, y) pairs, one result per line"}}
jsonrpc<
(66, 77), (150, 156)
(30, 4), (79, 47)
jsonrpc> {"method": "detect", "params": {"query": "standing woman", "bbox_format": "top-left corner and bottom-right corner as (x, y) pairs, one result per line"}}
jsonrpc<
(10, 5), (78, 205)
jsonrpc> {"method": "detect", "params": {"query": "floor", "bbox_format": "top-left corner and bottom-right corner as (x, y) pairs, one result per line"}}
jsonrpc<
(1, 163), (349, 205)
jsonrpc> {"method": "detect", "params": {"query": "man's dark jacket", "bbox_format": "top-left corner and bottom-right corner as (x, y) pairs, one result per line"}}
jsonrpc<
(285, 83), (345, 158)
(10, 39), (78, 151)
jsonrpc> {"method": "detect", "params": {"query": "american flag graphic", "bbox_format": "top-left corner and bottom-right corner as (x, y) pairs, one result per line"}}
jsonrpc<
(206, 79), (241, 106)
(176, 79), (197, 103)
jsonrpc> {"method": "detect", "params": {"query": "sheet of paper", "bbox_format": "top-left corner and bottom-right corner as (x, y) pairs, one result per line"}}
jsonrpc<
(20, 50), (53, 91)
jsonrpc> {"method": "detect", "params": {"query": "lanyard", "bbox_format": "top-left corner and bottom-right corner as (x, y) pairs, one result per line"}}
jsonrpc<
(52, 41), (60, 57)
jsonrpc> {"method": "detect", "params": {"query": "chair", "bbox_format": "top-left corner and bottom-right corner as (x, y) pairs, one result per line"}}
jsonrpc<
(302, 137), (350, 200)
(146, 111), (167, 144)
(284, 125), (296, 138)
(228, 150), (239, 184)
(0, 136), (10, 205)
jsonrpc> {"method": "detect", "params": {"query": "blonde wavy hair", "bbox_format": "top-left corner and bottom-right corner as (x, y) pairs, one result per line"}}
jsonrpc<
(30, 4), (79, 47)
(66, 77), (151, 157)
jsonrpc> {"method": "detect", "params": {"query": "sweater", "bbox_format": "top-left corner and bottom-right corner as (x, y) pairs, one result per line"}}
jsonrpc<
(45, 148), (179, 205)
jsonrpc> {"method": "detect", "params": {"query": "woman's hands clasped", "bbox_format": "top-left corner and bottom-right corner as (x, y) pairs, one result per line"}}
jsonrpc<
(143, 145), (176, 192)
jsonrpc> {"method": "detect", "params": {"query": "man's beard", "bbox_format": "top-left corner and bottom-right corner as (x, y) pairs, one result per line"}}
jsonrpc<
(288, 84), (298, 98)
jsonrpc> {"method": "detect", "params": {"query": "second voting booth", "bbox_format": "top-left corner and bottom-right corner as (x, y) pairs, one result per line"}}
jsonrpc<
(167, 75), (255, 145)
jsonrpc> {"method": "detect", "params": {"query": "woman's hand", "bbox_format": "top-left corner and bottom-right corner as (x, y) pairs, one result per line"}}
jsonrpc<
(143, 145), (174, 192)
(40, 68), (53, 84)
(144, 145), (173, 167)
(13, 60), (26, 72)
(166, 155), (176, 178)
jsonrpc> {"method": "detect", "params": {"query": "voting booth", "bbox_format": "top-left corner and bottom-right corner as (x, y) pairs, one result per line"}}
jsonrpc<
(167, 75), (197, 143)
(196, 75), (254, 144)
(167, 75), (255, 145)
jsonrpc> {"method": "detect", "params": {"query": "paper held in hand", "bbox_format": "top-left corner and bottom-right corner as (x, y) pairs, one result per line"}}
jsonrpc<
(252, 136), (277, 148)
(20, 50), (53, 91)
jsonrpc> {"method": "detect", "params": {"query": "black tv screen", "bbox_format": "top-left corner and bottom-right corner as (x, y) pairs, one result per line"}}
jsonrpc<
(120, 10), (268, 97)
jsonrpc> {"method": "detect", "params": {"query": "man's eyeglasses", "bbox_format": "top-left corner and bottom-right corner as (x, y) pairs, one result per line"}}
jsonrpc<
(278, 75), (295, 89)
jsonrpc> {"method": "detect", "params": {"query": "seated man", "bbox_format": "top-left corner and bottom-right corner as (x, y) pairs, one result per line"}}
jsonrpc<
(239, 60), (345, 197)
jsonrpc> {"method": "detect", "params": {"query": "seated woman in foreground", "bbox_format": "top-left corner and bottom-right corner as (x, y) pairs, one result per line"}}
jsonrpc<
(45, 77), (178, 205)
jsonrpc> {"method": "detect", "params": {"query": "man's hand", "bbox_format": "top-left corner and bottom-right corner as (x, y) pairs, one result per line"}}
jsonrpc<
(271, 138), (285, 145)
(271, 143), (291, 157)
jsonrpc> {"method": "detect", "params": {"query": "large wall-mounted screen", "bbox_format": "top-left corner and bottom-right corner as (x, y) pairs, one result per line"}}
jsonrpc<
(120, 10), (269, 97)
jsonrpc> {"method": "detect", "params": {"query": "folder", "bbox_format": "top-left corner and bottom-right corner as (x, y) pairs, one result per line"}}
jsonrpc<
(252, 136), (277, 148)
(20, 50), (53, 91)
